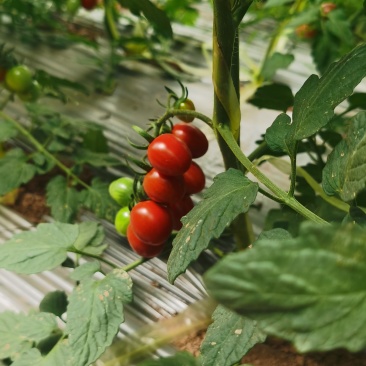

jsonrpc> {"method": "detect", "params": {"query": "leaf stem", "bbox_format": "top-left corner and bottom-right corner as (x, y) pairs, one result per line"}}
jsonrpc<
(0, 110), (90, 190)
(104, 0), (120, 41)
(247, 140), (270, 162)
(122, 257), (147, 272)
(258, 0), (306, 80)
(217, 123), (329, 225)
(288, 153), (297, 197)
(156, 109), (213, 128)
(71, 250), (119, 269)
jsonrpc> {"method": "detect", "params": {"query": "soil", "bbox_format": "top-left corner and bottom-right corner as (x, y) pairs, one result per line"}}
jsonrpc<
(4, 175), (366, 365)
(174, 330), (366, 366)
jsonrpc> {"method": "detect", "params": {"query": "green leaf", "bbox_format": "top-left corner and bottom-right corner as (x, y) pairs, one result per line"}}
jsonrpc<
(322, 111), (366, 201)
(34, 70), (89, 103)
(32, 152), (55, 174)
(265, 113), (294, 154)
(80, 177), (120, 222)
(0, 222), (78, 274)
(248, 83), (294, 112)
(199, 305), (266, 366)
(120, 0), (173, 38)
(82, 127), (109, 154)
(0, 148), (37, 195)
(327, 10), (354, 46)
(293, 43), (366, 140)
(266, 43), (366, 157)
(138, 352), (198, 366)
(257, 228), (291, 241)
(264, 207), (304, 236)
(0, 119), (18, 142)
(39, 291), (68, 318)
(167, 169), (258, 283)
(348, 206), (366, 227)
(74, 149), (121, 167)
(0, 312), (58, 359)
(46, 176), (80, 223)
(69, 261), (101, 282)
(348, 92), (366, 110)
(73, 221), (107, 256)
(204, 222), (366, 352)
(263, 0), (292, 8)
(11, 340), (73, 366)
(260, 53), (294, 81)
(66, 269), (133, 366)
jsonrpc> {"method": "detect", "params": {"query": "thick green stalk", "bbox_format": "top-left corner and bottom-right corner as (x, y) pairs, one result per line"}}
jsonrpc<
(212, 0), (255, 248)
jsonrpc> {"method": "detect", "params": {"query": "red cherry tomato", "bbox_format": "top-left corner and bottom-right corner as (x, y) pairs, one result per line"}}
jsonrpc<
(143, 168), (185, 204)
(81, 0), (97, 10)
(130, 200), (173, 245)
(172, 123), (209, 159)
(169, 195), (194, 230)
(295, 24), (317, 39)
(183, 161), (205, 195)
(320, 2), (336, 17)
(147, 134), (192, 176)
(175, 98), (196, 123)
(127, 225), (166, 258)
(0, 67), (6, 83)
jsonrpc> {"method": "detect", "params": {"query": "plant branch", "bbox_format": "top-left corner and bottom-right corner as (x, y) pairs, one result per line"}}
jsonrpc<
(70, 250), (119, 269)
(156, 108), (213, 129)
(217, 123), (329, 224)
(0, 110), (90, 190)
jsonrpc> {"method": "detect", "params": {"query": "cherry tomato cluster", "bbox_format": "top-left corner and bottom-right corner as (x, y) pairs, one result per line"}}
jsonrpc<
(0, 64), (41, 102)
(109, 98), (209, 258)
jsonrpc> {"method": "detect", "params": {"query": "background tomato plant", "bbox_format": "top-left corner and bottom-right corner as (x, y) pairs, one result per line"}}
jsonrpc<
(0, 1), (366, 366)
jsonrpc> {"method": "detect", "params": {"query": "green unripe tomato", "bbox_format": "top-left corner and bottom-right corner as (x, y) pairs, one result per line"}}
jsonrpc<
(5, 65), (33, 93)
(66, 0), (80, 15)
(114, 207), (131, 236)
(18, 80), (42, 102)
(175, 98), (196, 123)
(108, 177), (134, 206)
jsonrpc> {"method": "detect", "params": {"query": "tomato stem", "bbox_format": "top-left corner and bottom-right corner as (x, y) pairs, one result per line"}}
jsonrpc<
(217, 123), (329, 225)
(0, 110), (91, 190)
(157, 108), (213, 128)
(70, 250), (119, 269)
(122, 257), (147, 272)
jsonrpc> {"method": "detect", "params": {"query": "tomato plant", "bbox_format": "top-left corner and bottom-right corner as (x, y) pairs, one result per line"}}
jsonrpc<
(0, 1), (366, 366)
(130, 200), (173, 245)
(108, 177), (134, 207)
(147, 134), (192, 176)
(172, 123), (209, 158)
(143, 168), (186, 204)
(5, 65), (33, 93)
